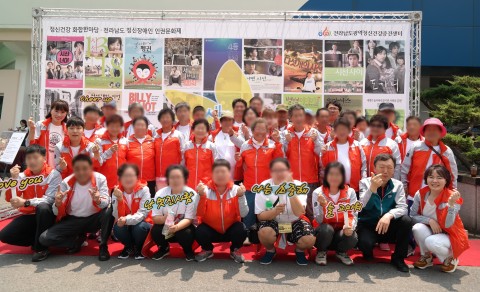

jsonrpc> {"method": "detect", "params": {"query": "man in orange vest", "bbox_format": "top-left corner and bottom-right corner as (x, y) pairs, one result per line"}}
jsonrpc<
(377, 102), (403, 139)
(39, 154), (112, 261)
(0, 145), (61, 262)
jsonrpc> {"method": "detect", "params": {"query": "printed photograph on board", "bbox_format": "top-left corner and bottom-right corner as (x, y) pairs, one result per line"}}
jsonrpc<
(365, 40), (406, 94)
(85, 37), (124, 89)
(284, 40), (322, 93)
(323, 40), (364, 94)
(243, 39), (283, 93)
(164, 38), (203, 89)
(124, 37), (163, 90)
(363, 95), (406, 130)
(45, 36), (84, 88)
(324, 95), (363, 117)
(283, 93), (322, 113)
(44, 89), (83, 118)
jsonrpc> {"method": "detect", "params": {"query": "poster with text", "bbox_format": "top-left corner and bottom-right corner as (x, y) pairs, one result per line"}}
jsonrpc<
(44, 89), (83, 118)
(283, 93), (322, 113)
(243, 39), (283, 92)
(164, 38), (203, 90)
(363, 95), (406, 130)
(81, 90), (123, 119)
(45, 36), (84, 88)
(125, 90), (163, 128)
(85, 37), (124, 89)
(284, 39), (322, 93)
(124, 37), (163, 90)
(324, 95), (363, 116)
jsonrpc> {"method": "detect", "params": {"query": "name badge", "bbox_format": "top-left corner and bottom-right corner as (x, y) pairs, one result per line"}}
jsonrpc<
(278, 223), (292, 234)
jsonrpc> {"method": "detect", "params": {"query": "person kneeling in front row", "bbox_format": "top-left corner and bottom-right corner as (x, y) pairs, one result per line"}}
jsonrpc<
(0, 145), (61, 262)
(39, 154), (112, 261)
(151, 165), (199, 261)
(112, 163), (152, 260)
(255, 158), (316, 266)
(411, 165), (469, 273)
(195, 159), (249, 263)
(357, 153), (412, 272)
(312, 162), (358, 266)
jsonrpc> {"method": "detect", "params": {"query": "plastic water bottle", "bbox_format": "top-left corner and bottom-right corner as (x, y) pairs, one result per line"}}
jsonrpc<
(162, 209), (175, 236)
(265, 198), (273, 210)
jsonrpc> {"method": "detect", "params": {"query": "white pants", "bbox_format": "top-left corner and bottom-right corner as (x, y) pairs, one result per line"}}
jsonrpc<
(412, 223), (452, 262)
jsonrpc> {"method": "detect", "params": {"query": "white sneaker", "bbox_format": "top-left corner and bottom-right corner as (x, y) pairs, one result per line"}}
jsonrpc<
(315, 251), (327, 266)
(335, 252), (354, 266)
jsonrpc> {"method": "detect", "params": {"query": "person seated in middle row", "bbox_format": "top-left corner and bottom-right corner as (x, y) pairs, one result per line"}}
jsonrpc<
(312, 162), (358, 266)
(195, 159), (249, 263)
(112, 163), (152, 260)
(150, 165), (199, 262)
(357, 153), (412, 272)
(255, 158), (316, 266)
(39, 154), (112, 261)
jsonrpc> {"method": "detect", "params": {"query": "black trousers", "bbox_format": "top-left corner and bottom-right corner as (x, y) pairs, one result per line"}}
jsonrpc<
(314, 223), (358, 253)
(195, 222), (247, 252)
(357, 215), (412, 259)
(0, 203), (55, 252)
(151, 224), (195, 256)
(39, 207), (113, 249)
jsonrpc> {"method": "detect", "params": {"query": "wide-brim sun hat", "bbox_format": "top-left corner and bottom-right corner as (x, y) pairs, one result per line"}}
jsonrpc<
(420, 117), (447, 138)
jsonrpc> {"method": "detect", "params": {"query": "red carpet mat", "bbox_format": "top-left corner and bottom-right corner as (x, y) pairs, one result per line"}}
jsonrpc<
(1, 218), (479, 266)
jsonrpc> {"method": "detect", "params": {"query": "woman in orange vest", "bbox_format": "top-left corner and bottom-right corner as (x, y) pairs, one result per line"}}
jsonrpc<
(155, 108), (185, 190)
(312, 162), (358, 266)
(411, 165), (469, 273)
(321, 117), (367, 195)
(183, 119), (218, 189)
(126, 117), (156, 197)
(401, 118), (458, 201)
(238, 118), (284, 230)
(195, 159), (248, 263)
(112, 164), (152, 260)
(28, 100), (69, 169)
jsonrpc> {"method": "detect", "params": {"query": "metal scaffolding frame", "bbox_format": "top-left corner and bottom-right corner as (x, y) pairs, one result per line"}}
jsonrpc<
(30, 8), (422, 120)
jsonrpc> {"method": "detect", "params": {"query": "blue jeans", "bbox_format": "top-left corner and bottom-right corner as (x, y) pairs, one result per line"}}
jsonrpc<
(113, 221), (152, 250)
(243, 191), (257, 229)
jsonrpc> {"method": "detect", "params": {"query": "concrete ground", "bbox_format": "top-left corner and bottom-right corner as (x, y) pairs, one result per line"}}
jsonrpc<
(0, 254), (477, 292)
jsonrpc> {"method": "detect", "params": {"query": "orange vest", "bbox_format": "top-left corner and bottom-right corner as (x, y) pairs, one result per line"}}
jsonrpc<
(117, 182), (152, 224)
(56, 174), (101, 221)
(322, 137), (364, 192)
(240, 138), (284, 190)
(196, 181), (241, 234)
(184, 137), (216, 189)
(126, 135), (156, 182)
(30, 118), (67, 164)
(313, 186), (355, 230)
(388, 122), (400, 139)
(406, 141), (454, 196)
(5, 163), (54, 214)
(154, 128), (183, 179)
(285, 125), (319, 183)
(362, 134), (393, 174)
(396, 133), (424, 160)
(96, 132), (127, 190)
(58, 136), (95, 179)
(84, 124), (104, 143)
(418, 187), (469, 258)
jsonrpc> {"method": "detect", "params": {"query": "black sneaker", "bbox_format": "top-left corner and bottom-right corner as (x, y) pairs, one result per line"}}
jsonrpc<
(152, 247), (170, 260)
(185, 253), (196, 262)
(67, 234), (86, 254)
(134, 250), (145, 260)
(391, 257), (409, 273)
(99, 245), (110, 261)
(118, 247), (132, 259)
(32, 250), (50, 262)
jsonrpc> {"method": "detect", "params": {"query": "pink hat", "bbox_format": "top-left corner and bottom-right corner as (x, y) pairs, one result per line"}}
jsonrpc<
(420, 118), (447, 138)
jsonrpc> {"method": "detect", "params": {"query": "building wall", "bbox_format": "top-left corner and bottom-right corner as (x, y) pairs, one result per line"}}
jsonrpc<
(0, 70), (21, 131)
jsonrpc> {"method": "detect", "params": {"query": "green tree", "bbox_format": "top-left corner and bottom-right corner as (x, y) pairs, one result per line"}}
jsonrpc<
(421, 76), (480, 168)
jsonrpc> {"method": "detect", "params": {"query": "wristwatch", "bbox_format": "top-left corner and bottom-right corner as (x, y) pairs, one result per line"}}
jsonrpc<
(24, 200), (31, 207)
